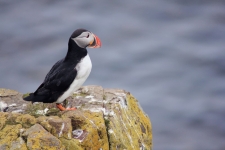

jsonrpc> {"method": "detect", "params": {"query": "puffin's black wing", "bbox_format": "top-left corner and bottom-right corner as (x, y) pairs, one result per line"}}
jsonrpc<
(24, 59), (77, 103)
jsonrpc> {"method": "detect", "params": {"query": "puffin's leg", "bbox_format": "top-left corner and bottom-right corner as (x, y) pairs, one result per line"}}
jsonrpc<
(56, 103), (76, 111)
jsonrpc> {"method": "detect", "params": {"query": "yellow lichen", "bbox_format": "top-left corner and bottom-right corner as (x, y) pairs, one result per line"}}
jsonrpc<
(80, 111), (109, 150)
(15, 114), (36, 128)
(5, 113), (22, 125)
(25, 124), (65, 150)
(0, 124), (22, 147)
(10, 137), (28, 150)
(61, 110), (109, 150)
(36, 116), (53, 132)
(126, 93), (152, 149)
(60, 138), (82, 150)
(0, 112), (8, 130)
(106, 93), (152, 150)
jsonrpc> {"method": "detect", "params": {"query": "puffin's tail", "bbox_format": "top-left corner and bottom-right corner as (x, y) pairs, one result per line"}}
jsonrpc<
(23, 92), (54, 103)
(23, 93), (35, 102)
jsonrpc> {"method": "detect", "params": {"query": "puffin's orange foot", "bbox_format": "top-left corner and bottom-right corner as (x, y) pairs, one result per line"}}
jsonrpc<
(56, 103), (76, 111)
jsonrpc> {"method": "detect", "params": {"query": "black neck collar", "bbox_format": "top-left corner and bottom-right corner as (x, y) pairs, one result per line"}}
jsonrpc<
(64, 39), (87, 62)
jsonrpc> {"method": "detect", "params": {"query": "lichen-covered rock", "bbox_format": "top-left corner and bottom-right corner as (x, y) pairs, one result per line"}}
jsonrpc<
(0, 88), (28, 113)
(37, 116), (72, 139)
(69, 86), (152, 149)
(0, 112), (7, 130)
(61, 110), (109, 150)
(105, 92), (152, 150)
(0, 124), (23, 149)
(23, 124), (65, 150)
(10, 137), (27, 150)
(0, 86), (152, 150)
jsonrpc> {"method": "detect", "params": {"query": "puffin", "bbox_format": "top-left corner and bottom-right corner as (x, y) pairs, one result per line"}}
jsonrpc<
(23, 28), (101, 111)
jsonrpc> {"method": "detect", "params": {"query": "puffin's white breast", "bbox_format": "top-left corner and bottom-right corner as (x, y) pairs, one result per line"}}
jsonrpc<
(56, 54), (92, 103)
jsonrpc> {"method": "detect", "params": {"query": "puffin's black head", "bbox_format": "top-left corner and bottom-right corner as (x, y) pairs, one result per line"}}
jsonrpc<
(70, 28), (101, 49)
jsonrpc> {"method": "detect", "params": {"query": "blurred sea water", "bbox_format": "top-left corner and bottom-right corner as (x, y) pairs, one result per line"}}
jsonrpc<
(1, 0), (225, 149)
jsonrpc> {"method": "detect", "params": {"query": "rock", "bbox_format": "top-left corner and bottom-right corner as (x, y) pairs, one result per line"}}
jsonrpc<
(0, 124), (23, 149)
(37, 116), (72, 139)
(0, 85), (152, 150)
(23, 124), (65, 150)
(0, 88), (28, 113)
(61, 110), (109, 149)
(0, 88), (19, 97)
(10, 137), (27, 150)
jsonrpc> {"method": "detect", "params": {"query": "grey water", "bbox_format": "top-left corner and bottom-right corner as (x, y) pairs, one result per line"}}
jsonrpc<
(1, 0), (225, 149)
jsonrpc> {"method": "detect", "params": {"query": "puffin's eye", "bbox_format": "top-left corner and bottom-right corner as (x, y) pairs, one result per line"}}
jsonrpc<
(86, 34), (89, 38)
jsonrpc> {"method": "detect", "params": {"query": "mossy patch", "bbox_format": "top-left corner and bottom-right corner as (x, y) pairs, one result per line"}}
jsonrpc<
(60, 138), (82, 150)
(24, 103), (45, 117)
(15, 114), (36, 128)
(72, 92), (88, 98)
(46, 108), (60, 116)
(5, 113), (22, 126)
(0, 112), (8, 130)
(104, 118), (111, 149)
(103, 94), (107, 100)
(3, 113), (36, 128)
(24, 103), (60, 117)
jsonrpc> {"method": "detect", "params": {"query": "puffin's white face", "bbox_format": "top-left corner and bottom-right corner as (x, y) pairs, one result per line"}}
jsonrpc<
(71, 31), (101, 49)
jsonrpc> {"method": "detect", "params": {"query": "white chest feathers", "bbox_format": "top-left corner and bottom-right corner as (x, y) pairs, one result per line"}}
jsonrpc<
(75, 54), (92, 79)
(56, 54), (92, 103)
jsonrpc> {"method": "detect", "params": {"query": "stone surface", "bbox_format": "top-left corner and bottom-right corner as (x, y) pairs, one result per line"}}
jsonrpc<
(10, 137), (27, 150)
(37, 116), (72, 139)
(23, 124), (65, 150)
(0, 124), (21, 144)
(0, 85), (152, 150)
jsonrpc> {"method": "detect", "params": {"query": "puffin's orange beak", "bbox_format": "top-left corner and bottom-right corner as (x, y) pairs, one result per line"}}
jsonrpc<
(88, 34), (102, 48)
